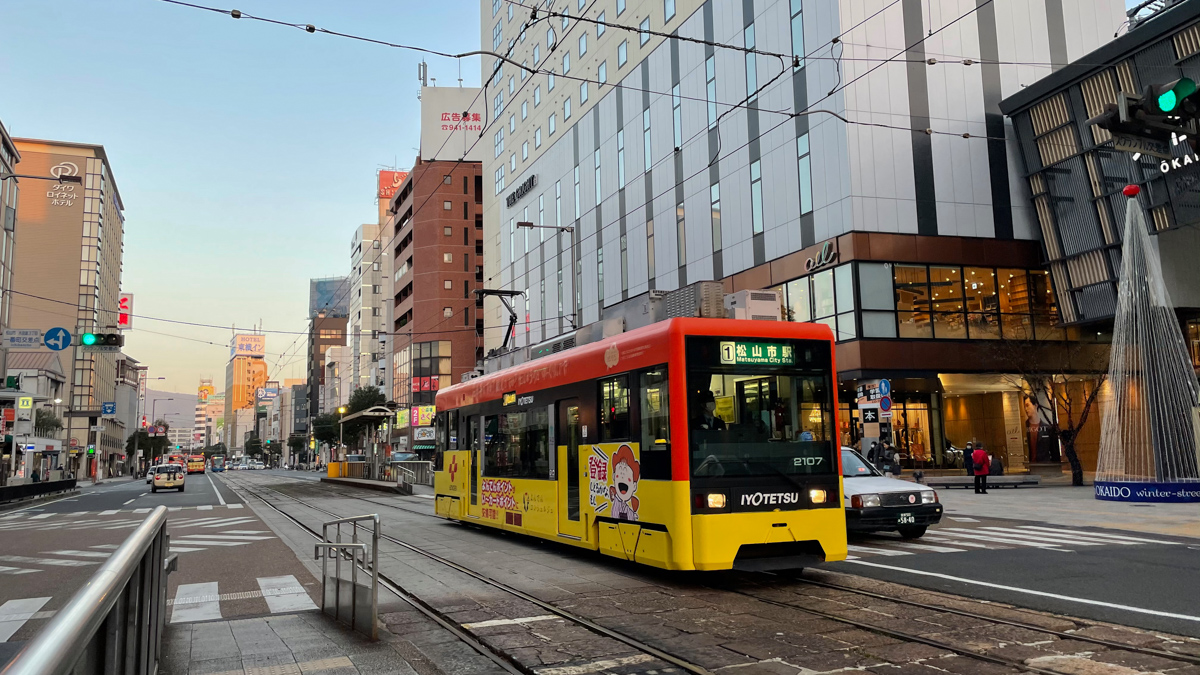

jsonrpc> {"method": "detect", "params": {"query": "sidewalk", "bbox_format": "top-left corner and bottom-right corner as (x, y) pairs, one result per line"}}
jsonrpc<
(163, 611), (430, 675)
(935, 483), (1200, 539)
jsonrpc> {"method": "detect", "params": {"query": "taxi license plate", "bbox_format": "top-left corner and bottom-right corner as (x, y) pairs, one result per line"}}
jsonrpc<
(898, 513), (915, 525)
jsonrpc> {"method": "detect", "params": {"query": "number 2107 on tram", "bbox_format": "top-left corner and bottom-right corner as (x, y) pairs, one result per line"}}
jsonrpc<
(432, 317), (848, 571)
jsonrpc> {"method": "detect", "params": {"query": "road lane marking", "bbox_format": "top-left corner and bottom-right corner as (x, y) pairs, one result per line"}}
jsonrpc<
(947, 517), (979, 522)
(0, 566), (40, 576)
(122, 499), (135, 505)
(170, 583), (221, 623)
(197, 505), (212, 511)
(28, 514), (53, 520)
(207, 473), (226, 505)
(45, 550), (111, 559)
(969, 527), (1110, 547)
(844, 559), (1200, 623)
(258, 576), (318, 613)
(1015, 526), (1184, 546)
(98, 510), (120, 516)
(133, 508), (150, 513)
(847, 544), (913, 557)
(886, 541), (969, 553)
(199, 518), (257, 528)
(929, 529), (1070, 550)
(168, 547), (206, 553)
(223, 530), (269, 535)
(922, 535), (994, 548)
(173, 534), (274, 541)
(91, 545), (120, 550)
(0, 555), (97, 568)
(461, 614), (558, 629)
(226, 504), (243, 509)
(0, 597), (51, 641)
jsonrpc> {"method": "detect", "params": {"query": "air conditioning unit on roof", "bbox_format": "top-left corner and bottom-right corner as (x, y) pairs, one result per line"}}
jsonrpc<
(724, 289), (782, 321)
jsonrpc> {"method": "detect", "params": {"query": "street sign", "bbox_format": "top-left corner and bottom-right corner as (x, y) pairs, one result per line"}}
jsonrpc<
(101, 402), (117, 417)
(1111, 132), (1171, 160)
(90, 425), (104, 431)
(82, 345), (121, 353)
(43, 327), (71, 352)
(878, 379), (891, 397)
(70, 438), (78, 447)
(2, 329), (43, 351)
(17, 397), (32, 410)
(255, 388), (266, 399)
(860, 406), (880, 423)
(414, 427), (436, 441)
(880, 395), (893, 419)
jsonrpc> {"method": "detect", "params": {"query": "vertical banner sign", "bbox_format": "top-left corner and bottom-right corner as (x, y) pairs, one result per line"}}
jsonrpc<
(117, 293), (134, 330)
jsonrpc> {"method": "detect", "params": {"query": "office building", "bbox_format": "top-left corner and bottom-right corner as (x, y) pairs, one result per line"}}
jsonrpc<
(348, 224), (384, 394)
(11, 138), (126, 478)
(480, 0), (1123, 473)
(223, 334), (268, 451)
(1000, 0), (1200, 368)
(308, 310), (347, 417)
(0, 120), (18, 370)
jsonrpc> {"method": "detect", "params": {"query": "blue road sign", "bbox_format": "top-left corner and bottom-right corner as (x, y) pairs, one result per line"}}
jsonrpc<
(878, 379), (891, 397)
(44, 327), (71, 351)
(101, 402), (117, 416)
(880, 396), (892, 413)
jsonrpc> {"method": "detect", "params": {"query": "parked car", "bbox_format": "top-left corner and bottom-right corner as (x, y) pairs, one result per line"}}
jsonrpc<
(150, 464), (186, 493)
(841, 447), (942, 539)
(251, 461), (265, 470)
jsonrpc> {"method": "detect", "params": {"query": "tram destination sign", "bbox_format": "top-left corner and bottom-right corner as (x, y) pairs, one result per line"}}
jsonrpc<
(718, 341), (794, 366)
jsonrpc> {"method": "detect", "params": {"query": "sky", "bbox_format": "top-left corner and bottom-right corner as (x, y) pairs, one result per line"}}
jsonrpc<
(1, 0), (482, 394)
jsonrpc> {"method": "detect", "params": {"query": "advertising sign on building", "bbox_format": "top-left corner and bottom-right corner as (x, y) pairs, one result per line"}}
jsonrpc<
(309, 277), (350, 319)
(414, 427), (436, 442)
(377, 170), (409, 202)
(197, 384), (215, 403)
(117, 293), (134, 330)
(419, 87), (484, 162)
(230, 334), (266, 358)
(396, 408), (410, 429)
(411, 405), (436, 427)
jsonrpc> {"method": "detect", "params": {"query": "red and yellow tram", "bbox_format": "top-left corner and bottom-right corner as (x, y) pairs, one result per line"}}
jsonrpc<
(433, 318), (847, 571)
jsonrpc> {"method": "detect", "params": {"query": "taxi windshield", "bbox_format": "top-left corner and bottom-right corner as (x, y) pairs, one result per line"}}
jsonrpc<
(841, 449), (880, 478)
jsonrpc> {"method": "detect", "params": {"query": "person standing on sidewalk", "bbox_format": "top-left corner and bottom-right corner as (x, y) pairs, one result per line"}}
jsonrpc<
(963, 442), (975, 477)
(972, 444), (990, 494)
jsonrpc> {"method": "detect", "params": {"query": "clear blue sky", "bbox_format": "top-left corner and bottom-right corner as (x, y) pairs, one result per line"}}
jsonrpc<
(0, 0), (481, 392)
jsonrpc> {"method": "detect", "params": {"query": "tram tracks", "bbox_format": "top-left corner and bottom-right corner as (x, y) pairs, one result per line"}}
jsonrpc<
(230, 474), (1200, 675)
(221, 474), (715, 675)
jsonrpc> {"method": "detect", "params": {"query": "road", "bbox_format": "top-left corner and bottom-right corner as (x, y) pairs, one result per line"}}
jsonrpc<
(0, 471), (322, 666)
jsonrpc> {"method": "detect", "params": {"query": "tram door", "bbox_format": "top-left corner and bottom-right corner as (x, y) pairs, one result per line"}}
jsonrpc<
(467, 416), (482, 518)
(556, 400), (584, 539)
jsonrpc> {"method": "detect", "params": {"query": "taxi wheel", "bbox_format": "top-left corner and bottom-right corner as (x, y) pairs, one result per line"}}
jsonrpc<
(178, 485), (185, 492)
(898, 525), (927, 539)
(151, 487), (157, 493)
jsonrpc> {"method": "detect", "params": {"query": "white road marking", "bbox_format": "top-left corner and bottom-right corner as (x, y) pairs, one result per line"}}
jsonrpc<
(0, 566), (39, 576)
(537, 654), (655, 675)
(845, 559), (1200, 623)
(922, 535), (994, 549)
(99, 510), (120, 516)
(223, 530), (269, 535)
(0, 597), (50, 641)
(197, 505), (212, 511)
(122, 499), (135, 506)
(168, 547), (206, 553)
(258, 576), (318, 613)
(461, 614), (558, 629)
(173, 534), (273, 541)
(207, 473), (226, 506)
(0, 555), (97, 568)
(133, 508), (150, 514)
(931, 529), (1069, 550)
(45, 550), (111, 559)
(199, 518), (256, 529)
(970, 527), (1108, 547)
(0, 514), (25, 521)
(947, 516), (979, 522)
(28, 514), (53, 520)
(170, 583), (221, 623)
(91, 544), (120, 550)
(886, 541), (969, 554)
(1015, 525), (1183, 546)
(168, 507), (182, 512)
(170, 539), (259, 548)
(847, 544), (913, 557)
(226, 504), (243, 509)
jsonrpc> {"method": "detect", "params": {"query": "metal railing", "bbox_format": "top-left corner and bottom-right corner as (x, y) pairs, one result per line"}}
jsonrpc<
(1, 505), (176, 675)
(0, 479), (77, 505)
(395, 460), (433, 486)
(314, 514), (379, 640)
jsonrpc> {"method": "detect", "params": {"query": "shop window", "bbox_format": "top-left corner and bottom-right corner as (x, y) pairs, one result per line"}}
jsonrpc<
(812, 269), (835, 320)
(1028, 270), (1065, 340)
(599, 376), (631, 440)
(894, 265), (931, 339)
(965, 267), (1000, 340)
(786, 277), (810, 322)
(998, 269), (1032, 339)
(1188, 320), (1200, 368)
(639, 368), (671, 479)
(862, 311), (897, 338)
(858, 263), (894, 311)
(930, 266), (965, 339)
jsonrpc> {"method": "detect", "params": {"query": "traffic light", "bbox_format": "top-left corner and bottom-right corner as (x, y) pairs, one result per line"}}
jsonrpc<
(1086, 88), (1195, 159)
(1148, 78), (1198, 115)
(81, 332), (124, 347)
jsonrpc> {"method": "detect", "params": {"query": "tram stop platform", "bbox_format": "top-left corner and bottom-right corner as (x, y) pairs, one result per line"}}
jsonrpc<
(163, 611), (424, 675)
(320, 476), (437, 499)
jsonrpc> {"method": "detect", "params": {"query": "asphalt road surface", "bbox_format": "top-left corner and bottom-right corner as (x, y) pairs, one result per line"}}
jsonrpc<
(0, 472), (321, 666)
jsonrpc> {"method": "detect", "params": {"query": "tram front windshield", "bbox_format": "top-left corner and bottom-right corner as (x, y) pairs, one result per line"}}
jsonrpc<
(686, 336), (837, 480)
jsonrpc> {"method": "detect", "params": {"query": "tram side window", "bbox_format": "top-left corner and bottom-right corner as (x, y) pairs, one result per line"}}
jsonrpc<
(639, 367), (671, 479)
(599, 375), (631, 441)
(434, 412), (447, 471)
(483, 409), (551, 479)
(447, 410), (460, 450)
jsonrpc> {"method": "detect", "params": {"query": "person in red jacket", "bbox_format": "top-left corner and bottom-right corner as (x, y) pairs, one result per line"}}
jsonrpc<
(972, 444), (990, 494)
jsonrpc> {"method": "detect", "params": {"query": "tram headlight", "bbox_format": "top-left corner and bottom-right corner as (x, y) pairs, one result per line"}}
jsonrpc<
(706, 493), (727, 509)
(808, 489), (827, 504)
(921, 490), (938, 504)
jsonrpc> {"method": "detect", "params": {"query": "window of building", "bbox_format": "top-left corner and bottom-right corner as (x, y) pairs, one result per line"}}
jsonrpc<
(640, 17), (650, 45)
(664, 0), (675, 21)
(492, 59), (503, 87)
(444, 279), (453, 290)
(547, 27), (556, 48)
(617, 0), (626, 15)
(965, 267), (1000, 340)
(580, 80), (588, 103)
(443, 253), (454, 264)
(510, 153), (516, 172)
(494, 166), (505, 195)
(442, 307), (453, 318)
(563, 51), (571, 74)
(549, 113), (557, 135)
(534, 86), (541, 107)
(443, 200), (452, 210)
(579, 33), (587, 56)
(522, 100), (528, 120)
(791, 0), (805, 69)
(642, 108), (652, 172)
(930, 266), (965, 339)
(522, 141), (529, 160)
(493, 21), (503, 50)
(835, 264), (856, 340)
(444, 226), (453, 236)
(594, 151), (602, 206)
(507, 2), (513, 21)
(598, 246), (604, 305)
(597, 11), (606, 36)
(494, 91), (503, 118)
(797, 134), (813, 214)
(676, 201), (686, 270)
(598, 61), (607, 84)
(617, 130), (625, 189)
(443, 174), (452, 184)
(494, 128), (504, 157)
(509, 114), (516, 133)
(599, 375), (631, 441)
(671, 84), (682, 148)
(573, 165), (580, 219)
(709, 182), (721, 250)
(647, 216), (656, 279)
(744, 24), (758, 101)
(533, 44), (540, 63)
(373, 261), (380, 271)
(561, 6), (569, 29)
(508, 75), (515, 94)
(564, 97), (572, 120)
(535, 127), (543, 148)
(750, 160), (764, 234)
(705, 55), (717, 128)
(895, 264), (931, 339)
(618, 40), (628, 67)
(548, 71), (555, 91)
(483, 410), (550, 479)
(509, 218), (515, 261)
(492, 0), (500, 16)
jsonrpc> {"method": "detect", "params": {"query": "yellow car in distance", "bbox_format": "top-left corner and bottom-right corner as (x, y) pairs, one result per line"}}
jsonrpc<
(151, 464), (186, 493)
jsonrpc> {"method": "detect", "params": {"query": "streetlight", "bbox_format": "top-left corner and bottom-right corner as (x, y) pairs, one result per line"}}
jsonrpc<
(0, 172), (83, 184)
(337, 406), (347, 463)
(517, 221), (578, 329)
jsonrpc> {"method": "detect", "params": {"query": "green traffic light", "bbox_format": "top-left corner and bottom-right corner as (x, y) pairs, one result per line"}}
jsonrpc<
(1159, 90), (1178, 112)
(1157, 78), (1196, 113)
(81, 333), (98, 346)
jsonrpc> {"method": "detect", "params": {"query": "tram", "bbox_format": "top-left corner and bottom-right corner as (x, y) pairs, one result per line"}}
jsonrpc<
(433, 318), (847, 571)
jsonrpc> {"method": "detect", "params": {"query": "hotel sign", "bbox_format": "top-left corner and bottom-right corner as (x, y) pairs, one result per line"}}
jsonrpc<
(506, 174), (537, 208)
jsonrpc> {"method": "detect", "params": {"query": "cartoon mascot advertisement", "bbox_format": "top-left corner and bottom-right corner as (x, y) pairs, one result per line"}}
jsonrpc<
(608, 444), (641, 521)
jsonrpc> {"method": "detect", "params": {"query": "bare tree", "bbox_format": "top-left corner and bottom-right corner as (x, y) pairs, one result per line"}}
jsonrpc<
(990, 338), (1108, 486)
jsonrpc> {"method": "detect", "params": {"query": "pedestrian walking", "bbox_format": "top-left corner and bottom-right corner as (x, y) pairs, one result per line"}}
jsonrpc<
(963, 442), (975, 476)
(972, 444), (990, 494)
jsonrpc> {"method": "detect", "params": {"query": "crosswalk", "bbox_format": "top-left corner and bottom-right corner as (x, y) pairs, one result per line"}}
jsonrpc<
(169, 529), (276, 554)
(169, 575), (318, 623)
(846, 524), (1185, 559)
(0, 508), (251, 533)
(0, 575), (318, 641)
